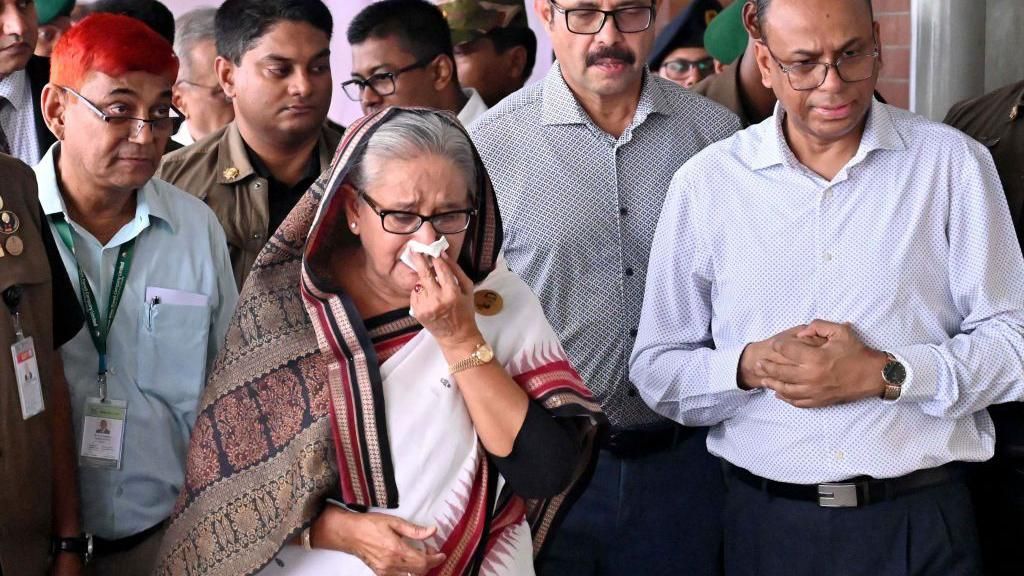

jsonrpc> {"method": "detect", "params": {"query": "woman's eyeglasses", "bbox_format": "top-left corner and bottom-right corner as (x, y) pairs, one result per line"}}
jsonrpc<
(360, 192), (476, 235)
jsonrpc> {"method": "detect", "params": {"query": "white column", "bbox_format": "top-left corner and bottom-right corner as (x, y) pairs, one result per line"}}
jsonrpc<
(985, 0), (1024, 93)
(912, 0), (987, 120)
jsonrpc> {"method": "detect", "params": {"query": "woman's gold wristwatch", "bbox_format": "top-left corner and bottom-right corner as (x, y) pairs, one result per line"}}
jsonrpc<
(448, 343), (494, 375)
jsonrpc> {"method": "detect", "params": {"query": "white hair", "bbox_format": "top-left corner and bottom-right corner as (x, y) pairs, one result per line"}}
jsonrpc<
(349, 111), (478, 201)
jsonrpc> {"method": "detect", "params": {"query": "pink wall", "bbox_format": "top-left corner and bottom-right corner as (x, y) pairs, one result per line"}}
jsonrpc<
(162, 0), (554, 125)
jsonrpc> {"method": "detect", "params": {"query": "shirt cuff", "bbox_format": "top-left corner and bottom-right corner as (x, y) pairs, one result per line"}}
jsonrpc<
(888, 345), (939, 403)
(708, 345), (756, 394)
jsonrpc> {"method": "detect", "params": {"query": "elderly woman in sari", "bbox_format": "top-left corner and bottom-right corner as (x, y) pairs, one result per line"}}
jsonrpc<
(156, 107), (604, 576)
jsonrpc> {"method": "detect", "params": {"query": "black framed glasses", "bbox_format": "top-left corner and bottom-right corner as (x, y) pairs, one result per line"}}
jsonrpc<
(759, 40), (880, 91)
(342, 54), (438, 101)
(660, 57), (715, 78)
(61, 86), (184, 137)
(548, 0), (654, 35)
(360, 192), (476, 235)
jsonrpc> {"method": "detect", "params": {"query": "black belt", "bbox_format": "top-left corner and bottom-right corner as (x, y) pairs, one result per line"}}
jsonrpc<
(724, 461), (963, 508)
(601, 424), (697, 458)
(93, 521), (164, 557)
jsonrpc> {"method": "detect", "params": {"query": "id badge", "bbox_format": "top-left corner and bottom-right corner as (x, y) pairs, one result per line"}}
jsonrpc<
(79, 397), (127, 469)
(10, 336), (44, 419)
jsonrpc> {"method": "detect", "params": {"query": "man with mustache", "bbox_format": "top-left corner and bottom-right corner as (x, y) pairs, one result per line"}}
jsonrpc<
(35, 14), (237, 575)
(157, 0), (342, 288)
(470, 1), (739, 574)
(631, 0), (1024, 573)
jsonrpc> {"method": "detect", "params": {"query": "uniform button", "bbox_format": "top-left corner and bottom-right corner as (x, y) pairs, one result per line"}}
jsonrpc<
(625, 267), (634, 276)
(629, 328), (638, 338)
(619, 206), (628, 216)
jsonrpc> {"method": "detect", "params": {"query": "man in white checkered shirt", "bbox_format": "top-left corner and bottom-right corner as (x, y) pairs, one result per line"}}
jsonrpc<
(471, 1), (739, 574)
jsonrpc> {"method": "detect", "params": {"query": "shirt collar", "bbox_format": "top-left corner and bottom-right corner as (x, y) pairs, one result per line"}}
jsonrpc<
(458, 87), (489, 126)
(35, 142), (176, 237)
(217, 121), (335, 185)
(750, 97), (906, 172)
(244, 138), (320, 187)
(0, 69), (31, 110)
(217, 121), (257, 184)
(541, 62), (672, 129)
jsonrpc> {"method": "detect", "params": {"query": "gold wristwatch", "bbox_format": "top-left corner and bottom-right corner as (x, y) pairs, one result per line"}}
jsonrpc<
(880, 352), (907, 401)
(448, 343), (494, 375)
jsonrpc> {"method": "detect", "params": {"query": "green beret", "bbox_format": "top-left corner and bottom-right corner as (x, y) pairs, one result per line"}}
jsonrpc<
(437, 0), (528, 46)
(36, 0), (75, 25)
(703, 0), (747, 65)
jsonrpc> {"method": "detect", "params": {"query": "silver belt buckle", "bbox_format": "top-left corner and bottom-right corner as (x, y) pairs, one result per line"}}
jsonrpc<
(817, 483), (858, 507)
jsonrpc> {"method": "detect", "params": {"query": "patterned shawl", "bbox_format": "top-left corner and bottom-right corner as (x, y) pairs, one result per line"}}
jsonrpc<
(155, 107), (603, 576)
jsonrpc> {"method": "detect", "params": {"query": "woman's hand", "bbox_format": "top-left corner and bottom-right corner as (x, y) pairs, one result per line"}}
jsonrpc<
(311, 506), (446, 576)
(409, 252), (481, 349)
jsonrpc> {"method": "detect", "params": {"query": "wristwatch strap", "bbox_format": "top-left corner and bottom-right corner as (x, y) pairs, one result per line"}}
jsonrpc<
(448, 344), (489, 375)
(52, 533), (93, 564)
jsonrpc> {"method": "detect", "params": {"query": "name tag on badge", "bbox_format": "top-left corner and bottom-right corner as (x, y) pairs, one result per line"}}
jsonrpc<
(79, 397), (127, 469)
(10, 336), (44, 419)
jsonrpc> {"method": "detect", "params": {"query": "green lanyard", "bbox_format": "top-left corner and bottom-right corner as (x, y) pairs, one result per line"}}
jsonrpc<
(52, 216), (136, 401)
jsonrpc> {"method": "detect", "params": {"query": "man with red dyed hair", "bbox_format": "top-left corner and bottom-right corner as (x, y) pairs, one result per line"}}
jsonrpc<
(35, 13), (237, 575)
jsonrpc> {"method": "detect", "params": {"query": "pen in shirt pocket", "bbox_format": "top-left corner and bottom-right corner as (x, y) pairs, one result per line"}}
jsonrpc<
(146, 296), (161, 329)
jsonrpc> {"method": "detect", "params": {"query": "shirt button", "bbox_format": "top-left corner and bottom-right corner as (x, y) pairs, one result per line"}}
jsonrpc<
(629, 328), (638, 338)
(823, 253), (832, 262)
(823, 189), (833, 200)
(619, 206), (628, 216)
(627, 387), (638, 397)
(252, 233), (262, 239)
(116, 486), (124, 496)
(625, 267), (634, 276)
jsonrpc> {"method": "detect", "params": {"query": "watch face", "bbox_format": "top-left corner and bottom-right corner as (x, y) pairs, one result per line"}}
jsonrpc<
(477, 344), (494, 363)
(883, 360), (907, 385)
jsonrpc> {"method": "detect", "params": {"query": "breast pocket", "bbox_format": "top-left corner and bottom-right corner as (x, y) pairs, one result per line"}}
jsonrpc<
(136, 299), (211, 418)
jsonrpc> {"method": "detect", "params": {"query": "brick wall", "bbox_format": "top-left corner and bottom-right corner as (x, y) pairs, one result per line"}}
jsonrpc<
(874, 0), (911, 109)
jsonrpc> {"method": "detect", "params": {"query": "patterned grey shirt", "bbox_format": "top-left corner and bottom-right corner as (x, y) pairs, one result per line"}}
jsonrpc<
(471, 63), (740, 428)
(0, 70), (41, 166)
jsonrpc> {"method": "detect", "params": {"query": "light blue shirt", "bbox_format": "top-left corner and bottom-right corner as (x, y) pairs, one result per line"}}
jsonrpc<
(630, 100), (1024, 484)
(35, 143), (238, 538)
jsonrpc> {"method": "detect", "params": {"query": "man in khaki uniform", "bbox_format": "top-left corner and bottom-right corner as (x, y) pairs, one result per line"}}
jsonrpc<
(945, 78), (1024, 576)
(157, 0), (341, 288)
(0, 154), (83, 576)
(691, 0), (775, 128)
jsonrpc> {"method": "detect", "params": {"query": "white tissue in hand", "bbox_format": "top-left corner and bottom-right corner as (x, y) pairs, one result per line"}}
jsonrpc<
(399, 236), (449, 270)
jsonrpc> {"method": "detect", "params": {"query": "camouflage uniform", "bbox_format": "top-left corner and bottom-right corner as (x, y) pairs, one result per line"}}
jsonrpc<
(437, 0), (529, 45)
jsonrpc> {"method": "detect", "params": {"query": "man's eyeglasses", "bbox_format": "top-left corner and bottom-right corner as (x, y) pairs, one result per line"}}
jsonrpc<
(759, 40), (880, 91)
(660, 57), (715, 78)
(175, 79), (231, 103)
(360, 192), (476, 235)
(342, 54), (438, 101)
(61, 86), (184, 137)
(548, 0), (654, 35)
